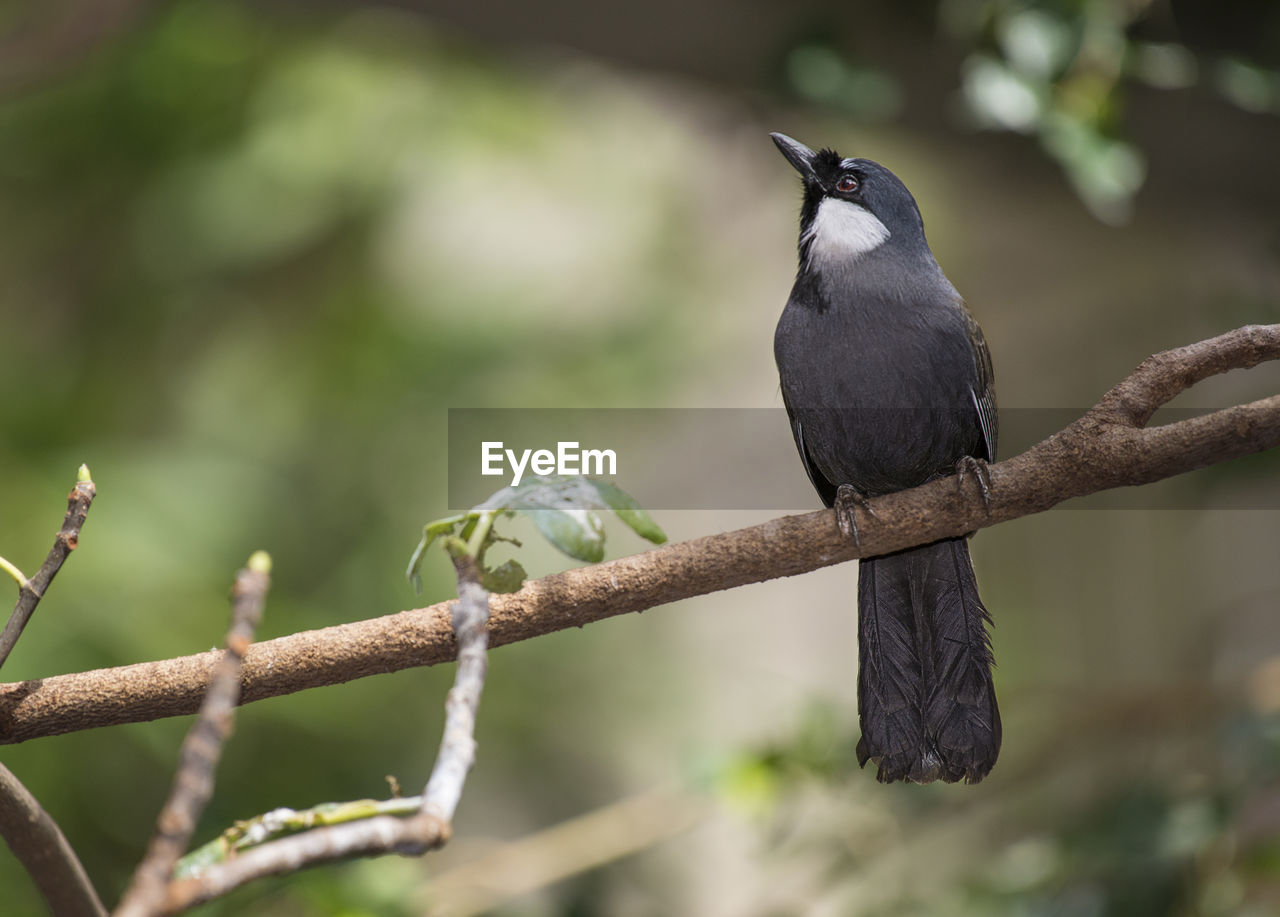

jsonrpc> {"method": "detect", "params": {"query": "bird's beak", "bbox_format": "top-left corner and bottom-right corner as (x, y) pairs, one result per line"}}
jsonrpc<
(770, 132), (818, 182)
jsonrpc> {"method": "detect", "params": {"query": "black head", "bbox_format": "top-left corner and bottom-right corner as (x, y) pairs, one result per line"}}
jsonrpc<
(770, 132), (931, 267)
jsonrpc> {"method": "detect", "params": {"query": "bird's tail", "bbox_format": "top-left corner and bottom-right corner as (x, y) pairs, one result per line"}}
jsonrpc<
(855, 537), (1001, 784)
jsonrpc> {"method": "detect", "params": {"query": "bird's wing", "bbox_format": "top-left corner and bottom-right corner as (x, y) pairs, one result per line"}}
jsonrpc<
(782, 390), (840, 508)
(964, 306), (998, 462)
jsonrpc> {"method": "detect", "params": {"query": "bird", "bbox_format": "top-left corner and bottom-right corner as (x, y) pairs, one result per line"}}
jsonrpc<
(770, 132), (1001, 784)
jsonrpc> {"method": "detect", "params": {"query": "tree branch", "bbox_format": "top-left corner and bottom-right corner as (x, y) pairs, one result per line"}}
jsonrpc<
(113, 553), (272, 917)
(162, 814), (448, 912)
(174, 795), (428, 872)
(0, 466), (105, 915)
(421, 555), (490, 822)
(0, 465), (96, 672)
(160, 553), (493, 912)
(0, 762), (107, 917)
(2, 325), (1279, 746)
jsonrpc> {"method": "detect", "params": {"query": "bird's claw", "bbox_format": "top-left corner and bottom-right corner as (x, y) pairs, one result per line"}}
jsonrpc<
(835, 483), (878, 546)
(955, 456), (993, 514)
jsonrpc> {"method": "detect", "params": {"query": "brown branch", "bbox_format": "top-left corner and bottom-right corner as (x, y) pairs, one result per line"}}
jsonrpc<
(0, 762), (107, 917)
(0, 466), (97, 672)
(163, 813), (448, 913)
(113, 553), (272, 917)
(421, 555), (490, 821)
(0, 467), (103, 912)
(2, 325), (1279, 746)
(160, 554), (491, 913)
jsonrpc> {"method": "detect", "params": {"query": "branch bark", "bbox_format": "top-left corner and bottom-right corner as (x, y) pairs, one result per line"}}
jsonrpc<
(0, 466), (105, 917)
(163, 813), (447, 912)
(2, 325), (1279, 746)
(161, 552), (492, 912)
(420, 555), (490, 823)
(0, 466), (96, 672)
(0, 762), (107, 917)
(113, 554), (272, 917)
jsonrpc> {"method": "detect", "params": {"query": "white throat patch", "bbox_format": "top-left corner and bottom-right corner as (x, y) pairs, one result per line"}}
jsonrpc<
(802, 197), (891, 267)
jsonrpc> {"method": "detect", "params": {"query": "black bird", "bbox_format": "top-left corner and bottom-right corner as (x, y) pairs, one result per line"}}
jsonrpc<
(770, 132), (1000, 784)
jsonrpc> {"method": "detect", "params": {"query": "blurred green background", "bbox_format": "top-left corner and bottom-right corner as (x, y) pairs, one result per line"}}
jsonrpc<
(2, 1), (1280, 914)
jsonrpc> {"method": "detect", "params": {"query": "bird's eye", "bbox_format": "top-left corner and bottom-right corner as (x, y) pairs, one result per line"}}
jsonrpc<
(836, 175), (858, 193)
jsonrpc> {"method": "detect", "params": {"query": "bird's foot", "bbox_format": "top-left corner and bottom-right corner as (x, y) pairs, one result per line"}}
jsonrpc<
(954, 456), (993, 514)
(834, 484), (879, 546)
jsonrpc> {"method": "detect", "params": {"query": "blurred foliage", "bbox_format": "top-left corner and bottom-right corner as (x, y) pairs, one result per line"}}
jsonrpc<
(0, 0), (1277, 915)
(718, 702), (1280, 916)
(784, 0), (1280, 223)
(784, 44), (907, 123)
(0, 2), (710, 913)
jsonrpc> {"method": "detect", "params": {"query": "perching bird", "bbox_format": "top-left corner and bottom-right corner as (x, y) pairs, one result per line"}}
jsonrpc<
(770, 132), (1000, 784)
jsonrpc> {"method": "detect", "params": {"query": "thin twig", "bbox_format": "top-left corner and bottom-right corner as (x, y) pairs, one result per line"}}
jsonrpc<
(161, 554), (492, 912)
(0, 555), (26, 587)
(0, 761), (107, 917)
(113, 552), (273, 917)
(0, 465), (96, 673)
(174, 796), (426, 875)
(2, 325), (1280, 745)
(422, 554), (490, 821)
(163, 814), (449, 912)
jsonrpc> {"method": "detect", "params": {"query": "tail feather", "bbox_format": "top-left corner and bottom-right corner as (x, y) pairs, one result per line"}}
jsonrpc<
(855, 549), (930, 782)
(855, 538), (1001, 784)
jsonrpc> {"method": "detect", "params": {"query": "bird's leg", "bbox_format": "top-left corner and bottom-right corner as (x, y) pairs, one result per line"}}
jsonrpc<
(954, 455), (993, 514)
(834, 483), (879, 545)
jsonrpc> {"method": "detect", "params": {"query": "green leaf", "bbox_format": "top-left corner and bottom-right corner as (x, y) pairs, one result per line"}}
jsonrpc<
(405, 514), (464, 593)
(410, 477), (662, 576)
(487, 477), (608, 562)
(476, 476), (593, 512)
(477, 475), (663, 561)
(480, 558), (527, 593)
(587, 479), (667, 544)
(531, 507), (605, 563)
